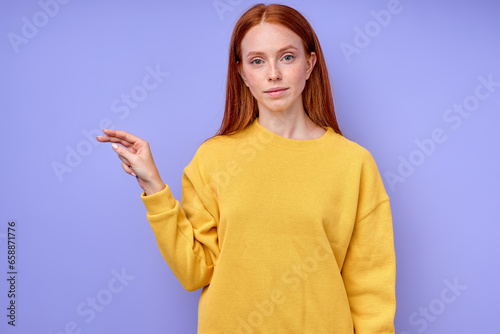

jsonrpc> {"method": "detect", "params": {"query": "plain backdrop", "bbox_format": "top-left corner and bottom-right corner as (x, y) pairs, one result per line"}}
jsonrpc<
(1, 0), (499, 333)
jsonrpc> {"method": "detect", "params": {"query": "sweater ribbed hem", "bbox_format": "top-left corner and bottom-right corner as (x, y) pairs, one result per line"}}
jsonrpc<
(140, 183), (176, 214)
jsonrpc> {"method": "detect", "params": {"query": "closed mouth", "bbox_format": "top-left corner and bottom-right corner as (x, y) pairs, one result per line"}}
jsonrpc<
(265, 87), (288, 93)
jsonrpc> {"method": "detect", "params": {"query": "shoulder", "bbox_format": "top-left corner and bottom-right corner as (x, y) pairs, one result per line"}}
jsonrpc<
(184, 130), (246, 173)
(193, 123), (257, 157)
(330, 133), (389, 199)
(328, 133), (378, 167)
(190, 133), (234, 160)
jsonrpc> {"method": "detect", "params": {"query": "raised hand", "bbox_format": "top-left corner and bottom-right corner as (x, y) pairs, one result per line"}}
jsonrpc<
(96, 129), (166, 196)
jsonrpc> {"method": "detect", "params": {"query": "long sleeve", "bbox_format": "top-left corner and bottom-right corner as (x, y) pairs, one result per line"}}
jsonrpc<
(140, 149), (219, 292)
(341, 151), (397, 333)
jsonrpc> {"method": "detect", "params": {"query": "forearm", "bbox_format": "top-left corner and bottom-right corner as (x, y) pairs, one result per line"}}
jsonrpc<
(141, 183), (218, 291)
(342, 200), (396, 333)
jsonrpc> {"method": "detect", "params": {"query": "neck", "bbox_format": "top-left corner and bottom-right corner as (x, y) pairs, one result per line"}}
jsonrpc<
(257, 110), (325, 140)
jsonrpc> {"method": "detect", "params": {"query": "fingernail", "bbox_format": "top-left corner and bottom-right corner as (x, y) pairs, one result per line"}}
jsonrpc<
(131, 172), (136, 177)
(112, 144), (118, 150)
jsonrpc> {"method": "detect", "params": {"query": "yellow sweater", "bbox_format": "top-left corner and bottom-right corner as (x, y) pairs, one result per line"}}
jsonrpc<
(141, 117), (396, 333)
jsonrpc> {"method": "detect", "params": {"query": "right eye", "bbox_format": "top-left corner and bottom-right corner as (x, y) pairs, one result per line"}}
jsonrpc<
(250, 59), (263, 65)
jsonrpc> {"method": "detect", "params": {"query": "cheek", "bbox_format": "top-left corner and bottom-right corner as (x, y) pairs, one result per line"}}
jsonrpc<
(286, 69), (307, 93)
(244, 70), (260, 88)
(291, 65), (308, 83)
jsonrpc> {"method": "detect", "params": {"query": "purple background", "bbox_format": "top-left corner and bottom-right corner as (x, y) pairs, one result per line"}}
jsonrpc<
(1, 0), (499, 333)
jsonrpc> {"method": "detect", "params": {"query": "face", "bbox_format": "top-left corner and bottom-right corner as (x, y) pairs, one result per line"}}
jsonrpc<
(238, 22), (316, 116)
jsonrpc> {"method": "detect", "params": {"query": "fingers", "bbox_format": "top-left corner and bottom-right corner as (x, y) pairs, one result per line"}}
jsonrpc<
(96, 129), (148, 152)
(96, 135), (134, 148)
(96, 128), (152, 180)
(121, 162), (136, 177)
(112, 143), (134, 164)
(101, 129), (143, 145)
(112, 141), (138, 178)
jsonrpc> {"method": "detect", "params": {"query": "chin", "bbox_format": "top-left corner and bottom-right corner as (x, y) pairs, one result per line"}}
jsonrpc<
(261, 100), (291, 110)
(264, 105), (290, 113)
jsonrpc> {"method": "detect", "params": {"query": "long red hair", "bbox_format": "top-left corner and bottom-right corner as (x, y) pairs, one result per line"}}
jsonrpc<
(206, 3), (342, 142)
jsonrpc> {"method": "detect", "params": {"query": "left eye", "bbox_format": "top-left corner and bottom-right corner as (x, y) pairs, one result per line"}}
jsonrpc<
(283, 55), (294, 61)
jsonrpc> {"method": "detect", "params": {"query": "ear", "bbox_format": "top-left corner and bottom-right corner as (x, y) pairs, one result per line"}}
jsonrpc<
(237, 61), (249, 87)
(305, 52), (317, 80)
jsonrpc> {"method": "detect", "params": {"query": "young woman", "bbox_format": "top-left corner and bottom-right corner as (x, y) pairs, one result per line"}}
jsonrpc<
(97, 3), (396, 333)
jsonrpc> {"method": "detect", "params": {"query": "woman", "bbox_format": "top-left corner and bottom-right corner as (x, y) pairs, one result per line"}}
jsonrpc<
(97, 3), (396, 333)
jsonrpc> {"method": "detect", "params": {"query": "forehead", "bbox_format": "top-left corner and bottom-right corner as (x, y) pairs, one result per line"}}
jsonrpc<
(240, 22), (303, 55)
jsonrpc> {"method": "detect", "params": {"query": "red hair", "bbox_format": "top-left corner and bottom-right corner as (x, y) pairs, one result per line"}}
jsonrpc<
(206, 3), (342, 142)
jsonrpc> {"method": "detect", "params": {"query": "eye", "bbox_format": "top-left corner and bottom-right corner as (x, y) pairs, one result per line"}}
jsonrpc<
(250, 59), (263, 65)
(283, 54), (295, 61)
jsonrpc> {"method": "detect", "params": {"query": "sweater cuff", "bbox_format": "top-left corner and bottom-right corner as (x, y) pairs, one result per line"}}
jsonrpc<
(140, 184), (177, 215)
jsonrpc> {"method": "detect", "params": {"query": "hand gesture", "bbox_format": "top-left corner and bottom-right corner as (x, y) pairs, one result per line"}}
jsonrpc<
(96, 129), (166, 196)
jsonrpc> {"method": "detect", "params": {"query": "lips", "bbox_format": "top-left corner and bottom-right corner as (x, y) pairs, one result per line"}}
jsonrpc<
(264, 87), (288, 93)
(265, 87), (288, 98)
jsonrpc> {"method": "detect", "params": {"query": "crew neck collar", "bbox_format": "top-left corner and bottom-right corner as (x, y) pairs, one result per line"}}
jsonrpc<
(248, 116), (335, 151)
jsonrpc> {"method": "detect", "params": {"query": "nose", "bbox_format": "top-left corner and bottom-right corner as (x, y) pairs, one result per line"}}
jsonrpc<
(268, 62), (281, 81)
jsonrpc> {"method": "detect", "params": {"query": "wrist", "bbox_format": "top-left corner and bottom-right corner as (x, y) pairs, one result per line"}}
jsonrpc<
(142, 179), (166, 196)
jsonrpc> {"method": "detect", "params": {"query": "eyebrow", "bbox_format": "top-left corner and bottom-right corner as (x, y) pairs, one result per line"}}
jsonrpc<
(246, 45), (298, 58)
